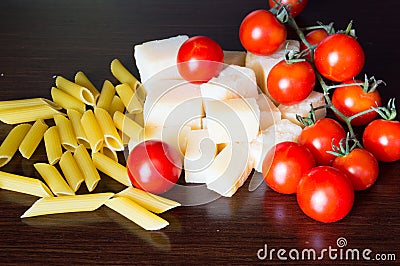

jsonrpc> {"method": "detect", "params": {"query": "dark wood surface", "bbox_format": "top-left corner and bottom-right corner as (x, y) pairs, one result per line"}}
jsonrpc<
(0, 0), (399, 265)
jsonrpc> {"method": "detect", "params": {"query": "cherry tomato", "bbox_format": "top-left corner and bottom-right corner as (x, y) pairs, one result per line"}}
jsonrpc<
(333, 148), (379, 191)
(300, 29), (329, 59)
(267, 60), (315, 105)
(297, 166), (354, 223)
(362, 119), (400, 162)
(262, 141), (315, 194)
(177, 36), (224, 84)
(127, 140), (182, 194)
(314, 33), (365, 82)
(298, 118), (347, 166)
(239, 9), (286, 55)
(268, 0), (308, 17)
(332, 80), (381, 126)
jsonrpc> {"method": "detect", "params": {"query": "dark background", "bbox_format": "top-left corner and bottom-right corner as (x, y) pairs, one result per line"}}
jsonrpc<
(0, 0), (399, 265)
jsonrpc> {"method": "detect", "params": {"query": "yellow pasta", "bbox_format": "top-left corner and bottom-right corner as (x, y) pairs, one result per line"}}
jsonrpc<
(133, 112), (144, 127)
(55, 75), (95, 106)
(96, 80), (115, 111)
(0, 103), (64, 125)
(74, 71), (100, 101)
(81, 110), (104, 153)
(105, 197), (169, 231)
(0, 98), (61, 111)
(115, 83), (143, 114)
(113, 111), (143, 143)
(100, 145), (119, 162)
(34, 163), (75, 196)
(43, 126), (62, 165)
(21, 192), (114, 218)
(0, 124), (31, 167)
(73, 144), (101, 192)
(94, 107), (123, 151)
(19, 119), (48, 159)
(109, 95), (125, 116)
(59, 151), (84, 192)
(92, 152), (130, 186)
(0, 170), (53, 197)
(66, 109), (90, 148)
(116, 187), (180, 214)
(110, 58), (146, 101)
(51, 87), (86, 113)
(54, 114), (78, 151)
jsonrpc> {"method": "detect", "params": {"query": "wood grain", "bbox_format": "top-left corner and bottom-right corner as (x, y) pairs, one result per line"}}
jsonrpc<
(0, 0), (399, 265)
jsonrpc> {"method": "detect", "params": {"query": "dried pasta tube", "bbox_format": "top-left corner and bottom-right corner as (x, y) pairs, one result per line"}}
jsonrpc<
(0, 124), (31, 167)
(109, 95), (125, 116)
(113, 111), (143, 143)
(55, 75), (95, 106)
(0, 104), (64, 125)
(43, 126), (62, 165)
(73, 144), (101, 192)
(100, 145), (119, 162)
(19, 119), (48, 159)
(0, 170), (53, 197)
(0, 98), (61, 111)
(74, 71), (100, 101)
(67, 109), (90, 148)
(96, 80), (115, 111)
(34, 163), (75, 196)
(54, 114), (78, 151)
(81, 110), (104, 153)
(59, 151), (84, 192)
(94, 107), (123, 151)
(51, 87), (86, 112)
(115, 83), (143, 114)
(92, 152), (130, 186)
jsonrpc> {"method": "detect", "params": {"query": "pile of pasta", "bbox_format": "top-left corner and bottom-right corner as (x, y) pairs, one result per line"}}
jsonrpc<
(0, 59), (180, 231)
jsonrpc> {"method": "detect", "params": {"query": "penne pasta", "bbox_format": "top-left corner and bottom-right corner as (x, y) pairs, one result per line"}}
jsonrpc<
(0, 98), (61, 111)
(101, 145), (119, 162)
(115, 83), (143, 114)
(116, 187), (181, 214)
(55, 75), (95, 106)
(81, 110), (104, 153)
(59, 151), (84, 192)
(0, 170), (53, 197)
(108, 95), (125, 116)
(0, 124), (31, 167)
(74, 71), (100, 101)
(21, 192), (114, 218)
(113, 111), (143, 143)
(92, 152), (130, 186)
(105, 197), (169, 231)
(19, 119), (48, 159)
(34, 163), (75, 196)
(43, 126), (62, 165)
(133, 112), (144, 127)
(51, 87), (86, 113)
(66, 109), (90, 148)
(0, 103), (64, 125)
(54, 114), (78, 151)
(94, 107), (123, 151)
(73, 144), (101, 192)
(96, 80), (115, 111)
(110, 58), (146, 101)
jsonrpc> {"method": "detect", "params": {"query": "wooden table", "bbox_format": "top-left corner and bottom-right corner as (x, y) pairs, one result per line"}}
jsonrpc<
(0, 0), (399, 265)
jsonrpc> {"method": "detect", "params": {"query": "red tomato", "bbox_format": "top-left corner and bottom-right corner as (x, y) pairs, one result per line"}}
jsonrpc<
(314, 33), (365, 82)
(268, 0), (308, 17)
(127, 140), (182, 194)
(298, 118), (347, 165)
(297, 166), (354, 223)
(267, 60), (315, 105)
(300, 29), (329, 59)
(363, 119), (400, 162)
(333, 148), (379, 191)
(177, 36), (224, 84)
(332, 80), (381, 126)
(239, 9), (286, 55)
(262, 141), (315, 194)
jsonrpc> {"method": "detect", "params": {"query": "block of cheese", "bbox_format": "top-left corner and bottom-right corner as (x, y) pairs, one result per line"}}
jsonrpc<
(278, 91), (327, 127)
(250, 119), (302, 173)
(143, 79), (203, 130)
(134, 35), (188, 82)
(205, 142), (253, 197)
(223, 51), (246, 66)
(204, 98), (260, 143)
(200, 65), (258, 102)
(184, 129), (217, 183)
(256, 93), (281, 130)
(245, 40), (300, 97)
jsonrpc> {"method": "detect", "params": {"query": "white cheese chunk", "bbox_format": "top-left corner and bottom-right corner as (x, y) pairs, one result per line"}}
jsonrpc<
(256, 93), (281, 130)
(223, 51), (246, 66)
(278, 91), (327, 127)
(203, 98), (260, 143)
(134, 35), (188, 82)
(250, 119), (302, 173)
